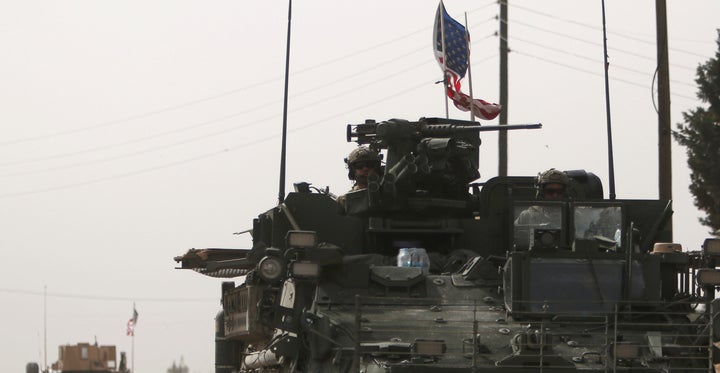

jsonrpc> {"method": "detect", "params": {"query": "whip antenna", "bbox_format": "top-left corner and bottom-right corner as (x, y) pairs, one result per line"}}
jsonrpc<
(601, 0), (616, 200)
(278, 0), (292, 204)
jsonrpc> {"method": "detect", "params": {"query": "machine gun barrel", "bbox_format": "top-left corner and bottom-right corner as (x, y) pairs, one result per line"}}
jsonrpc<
(421, 123), (542, 135)
(347, 118), (541, 145)
(472, 123), (542, 131)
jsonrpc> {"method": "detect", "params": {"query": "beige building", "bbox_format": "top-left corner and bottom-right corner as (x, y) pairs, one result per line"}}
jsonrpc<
(51, 343), (118, 373)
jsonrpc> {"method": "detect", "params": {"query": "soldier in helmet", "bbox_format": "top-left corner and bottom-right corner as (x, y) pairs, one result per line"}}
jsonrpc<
(514, 168), (571, 227)
(535, 168), (571, 200)
(336, 146), (383, 212)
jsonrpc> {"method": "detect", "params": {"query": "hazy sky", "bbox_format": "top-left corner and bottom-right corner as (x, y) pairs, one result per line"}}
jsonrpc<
(1, 1), (718, 372)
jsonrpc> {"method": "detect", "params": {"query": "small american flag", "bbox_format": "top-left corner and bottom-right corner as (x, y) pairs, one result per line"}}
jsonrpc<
(126, 307), (138, 336)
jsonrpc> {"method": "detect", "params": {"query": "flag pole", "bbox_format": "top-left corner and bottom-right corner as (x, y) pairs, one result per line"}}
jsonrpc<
(43, 285), (47, 373)
(439, 1), (449, 119)
(464, 12), (475, 122)
(131, 302), (135, 373)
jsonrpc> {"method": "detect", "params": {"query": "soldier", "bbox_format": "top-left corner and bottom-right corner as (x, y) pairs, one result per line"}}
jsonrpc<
(337, 146), (383, 211)
(535, 168), (570, 200)
(515, 168), (571, 226)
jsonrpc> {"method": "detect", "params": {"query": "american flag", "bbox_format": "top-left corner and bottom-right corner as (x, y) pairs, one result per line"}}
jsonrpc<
(433, 1), (501, 120)
(126, 307), (138, 336)
(433, 1), (468, 82)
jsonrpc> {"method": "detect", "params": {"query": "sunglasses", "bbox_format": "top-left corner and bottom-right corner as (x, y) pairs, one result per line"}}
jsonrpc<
(352, 161), (379, 169)
(543, 187), (566, 196)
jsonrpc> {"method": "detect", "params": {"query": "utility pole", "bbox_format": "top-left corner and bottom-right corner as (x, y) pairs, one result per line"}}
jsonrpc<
(656, 0), (673, 235)
(498, 0), (509, 176)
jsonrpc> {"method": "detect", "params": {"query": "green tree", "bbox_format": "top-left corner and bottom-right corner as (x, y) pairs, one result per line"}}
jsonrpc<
(673, 30), (720, 236)
(166, 357), (189, 373)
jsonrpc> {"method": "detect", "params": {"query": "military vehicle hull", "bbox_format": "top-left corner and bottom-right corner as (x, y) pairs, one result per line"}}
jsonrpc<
(176, 118), (720, 372)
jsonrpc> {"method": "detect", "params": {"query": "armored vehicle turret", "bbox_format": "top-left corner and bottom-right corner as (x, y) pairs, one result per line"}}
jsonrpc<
(175, 117), (720, 372)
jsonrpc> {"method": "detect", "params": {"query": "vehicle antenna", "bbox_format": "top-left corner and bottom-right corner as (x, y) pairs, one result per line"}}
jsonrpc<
(278, 0), (292, 204)
(601, 0), (616, 200)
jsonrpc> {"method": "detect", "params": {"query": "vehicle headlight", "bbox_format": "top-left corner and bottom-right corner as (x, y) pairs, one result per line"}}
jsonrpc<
(258, 256), (285, 282)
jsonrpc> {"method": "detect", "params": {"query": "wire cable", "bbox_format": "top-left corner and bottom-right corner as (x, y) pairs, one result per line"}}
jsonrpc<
(0, 287), (215, 302)
(0, 2), (498, 147)
(499, 0), (710, 59)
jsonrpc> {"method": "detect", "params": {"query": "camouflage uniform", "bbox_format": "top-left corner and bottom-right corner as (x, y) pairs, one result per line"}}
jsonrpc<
(514, 205), (563, 229)
(514, 168), (570, 227)
(337, 146), (382, 212)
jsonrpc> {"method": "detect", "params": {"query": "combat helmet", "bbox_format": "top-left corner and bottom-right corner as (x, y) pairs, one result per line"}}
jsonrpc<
(535, 168), (571, 198)
(345, 146), (382, 180)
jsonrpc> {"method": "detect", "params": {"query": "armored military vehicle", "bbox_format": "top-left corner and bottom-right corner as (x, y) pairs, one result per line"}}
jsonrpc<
(175, 117), (720, 372)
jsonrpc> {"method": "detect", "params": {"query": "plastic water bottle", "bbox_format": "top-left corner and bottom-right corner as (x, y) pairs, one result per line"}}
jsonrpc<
(411, 248), (430, 274)
(397, 248), (412, 267)
(398, 248), (429, 274)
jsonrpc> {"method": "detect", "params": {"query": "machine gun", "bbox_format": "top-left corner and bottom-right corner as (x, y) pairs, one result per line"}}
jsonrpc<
(344, 117), (541, 215)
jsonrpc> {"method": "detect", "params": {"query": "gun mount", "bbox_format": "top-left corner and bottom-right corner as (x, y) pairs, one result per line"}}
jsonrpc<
(344, 117), (541, 216)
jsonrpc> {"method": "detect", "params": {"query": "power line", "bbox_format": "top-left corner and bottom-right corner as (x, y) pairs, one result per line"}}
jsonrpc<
(0, 30), (498, 178)
(512, 49), (695, 101)
(0, 3), (498, 147)
(0, 77), (437, 198)
(0, 45), (698, 190)
(503, 0), (710, 59)
(4, 3), (692, 166)
(0, 287), (215, 302)
(0, 41), (451, 179)
(0, 33), (496, 170)
(0, 84), (263, 147)
(2, 2), (705, 156)
(3, 15), (681, 178)
(506, 34), (696, 89)
(0, 3), (708, 193)
(501, 17), (696, 73)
